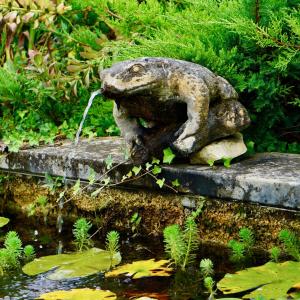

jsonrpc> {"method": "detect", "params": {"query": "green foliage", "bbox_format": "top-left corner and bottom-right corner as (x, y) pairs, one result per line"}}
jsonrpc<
(278, 229), (300, 261)
(23, 245), (36, 263)
(163, 224), (186, 268)
(204, 276), (215, 296)
(163, 147), (176, 164)
(200, 258), (214, 278)
(0, 0), (299, 153)
(269, 246), (281, 263)
(105, 231), (120, 267)
(0, 217), (9, 228)
(217, 261), (300, 299)
(182, 216), (199, 269)
(228, 240), (246, 266)
(228, 227), (255, 266)
(163, 212), (200, 271)
(72, 218), (93, 252)
(130, 212), (141, 235)
(0, 231), (22, 271)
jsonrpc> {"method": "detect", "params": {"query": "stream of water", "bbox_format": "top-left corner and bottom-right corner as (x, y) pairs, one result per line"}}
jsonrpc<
(74, 89), (102, 146)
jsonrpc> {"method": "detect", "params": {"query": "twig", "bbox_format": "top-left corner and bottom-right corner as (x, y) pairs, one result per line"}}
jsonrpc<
(105, 9), (123, 20)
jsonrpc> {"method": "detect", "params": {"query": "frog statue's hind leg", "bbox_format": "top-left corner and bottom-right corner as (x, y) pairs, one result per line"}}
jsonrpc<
(207, 100), (250, 143)
(172, 76), (211, 156)
(172, 74), (250, 156)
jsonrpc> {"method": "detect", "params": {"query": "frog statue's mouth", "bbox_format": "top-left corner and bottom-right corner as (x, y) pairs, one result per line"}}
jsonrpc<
(100, 81), (157, 99)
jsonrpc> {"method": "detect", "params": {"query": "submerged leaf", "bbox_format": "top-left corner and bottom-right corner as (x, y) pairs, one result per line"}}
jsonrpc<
(38, 288), (116, 300)
(0, 217), (9, 228)
(22, 248), (121, 280)
(217, 261), (300, 299)
(105, 259), (173, 279)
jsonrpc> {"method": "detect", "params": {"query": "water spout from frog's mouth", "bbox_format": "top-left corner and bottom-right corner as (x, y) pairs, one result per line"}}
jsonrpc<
(74, 89), (102, 146)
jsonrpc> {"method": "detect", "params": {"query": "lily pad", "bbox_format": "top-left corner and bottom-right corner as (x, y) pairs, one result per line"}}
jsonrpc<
(38, 288), (116, 300)
(22, 248), (121, 280)
(105, 259), (173, 279)
(0, 217), (9, 228)
(217, 261), (300, 299)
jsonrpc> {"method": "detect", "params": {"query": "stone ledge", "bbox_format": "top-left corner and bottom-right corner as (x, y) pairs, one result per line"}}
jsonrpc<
(0, 137), (299, 210)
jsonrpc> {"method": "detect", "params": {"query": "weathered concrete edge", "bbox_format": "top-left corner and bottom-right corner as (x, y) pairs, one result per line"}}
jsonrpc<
(0, 138), (299, 210)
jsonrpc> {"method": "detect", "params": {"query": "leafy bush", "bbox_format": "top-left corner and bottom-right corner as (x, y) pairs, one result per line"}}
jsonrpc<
(0, 0), (299, 153)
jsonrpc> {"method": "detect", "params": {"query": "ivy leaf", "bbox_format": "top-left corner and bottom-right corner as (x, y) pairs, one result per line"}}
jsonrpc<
(223, 157), (232, 168)
(105, 155), (113, 170)
(102, 177), (110, 186)
(163, 148), (175, 164)
(145, 162), (152, 170)
(171, 179), (180, 187)
(91, 188), (102, 198)
(0, 217), (9, 228)
(156, 178), (165, 188)
(88, 168), (96, 185)
(152, 165), (162, 175)
(72, 179), (81, 196)
(132, 166), (142, 176)
(207, 159), (215, 167)
(126, 171), (133, 178)
(152, 157), (160, 165)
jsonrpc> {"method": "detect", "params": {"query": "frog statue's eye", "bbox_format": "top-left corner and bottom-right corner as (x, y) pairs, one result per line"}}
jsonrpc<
(129, 64), (145, 74)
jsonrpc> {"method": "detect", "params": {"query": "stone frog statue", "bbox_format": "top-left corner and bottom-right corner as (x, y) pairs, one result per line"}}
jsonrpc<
(100, 57), (250, 163)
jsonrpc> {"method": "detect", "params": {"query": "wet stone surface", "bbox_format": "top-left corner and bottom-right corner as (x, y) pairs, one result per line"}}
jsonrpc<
(0, 137), (299, 210)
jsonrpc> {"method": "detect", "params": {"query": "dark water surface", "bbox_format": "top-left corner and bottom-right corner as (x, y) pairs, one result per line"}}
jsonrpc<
(0, 214), (256, 300)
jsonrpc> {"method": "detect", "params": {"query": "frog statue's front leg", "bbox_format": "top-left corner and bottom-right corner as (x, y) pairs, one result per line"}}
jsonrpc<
(172, 76), (210, 156)
(113, 103), (149, 162)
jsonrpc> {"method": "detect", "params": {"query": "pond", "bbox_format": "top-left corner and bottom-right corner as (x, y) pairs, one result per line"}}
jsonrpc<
(1, 206), (299, 300)
(0, 211), (244, 300)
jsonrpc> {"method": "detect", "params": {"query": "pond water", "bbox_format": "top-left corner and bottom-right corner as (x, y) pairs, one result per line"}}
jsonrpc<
(0, 213), (265, 300)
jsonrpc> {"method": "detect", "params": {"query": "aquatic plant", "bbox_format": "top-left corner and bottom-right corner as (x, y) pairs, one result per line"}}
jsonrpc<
(105, 231), (120, 267)
(269, 246), (281, 263)
(0, 231), (22, 271)
(182, 216), (199, 269)
(23, 245), (36, 263)
(200, 258), (214, 278)
(204, 276), (215, 299)
(228, 240), (245, 266)
(22, 248), (121, 280)
(239, 227), (255, 255)
(217, 261), (300, 299)
(72, 218), (93, 252)
(163, 212), (200, 271)
(278, 229), (300, 261)
(105, 259), (172, 279)
(228, 227), (255, 266)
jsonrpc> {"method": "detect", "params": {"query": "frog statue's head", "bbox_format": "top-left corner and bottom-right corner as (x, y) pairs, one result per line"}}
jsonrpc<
(100, 57), (167, 98)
